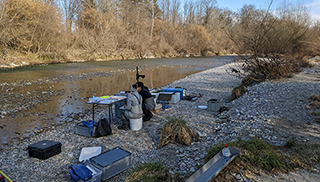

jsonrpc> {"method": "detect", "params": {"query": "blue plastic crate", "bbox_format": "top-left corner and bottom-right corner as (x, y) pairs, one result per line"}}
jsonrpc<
(163, 88), (184, 99)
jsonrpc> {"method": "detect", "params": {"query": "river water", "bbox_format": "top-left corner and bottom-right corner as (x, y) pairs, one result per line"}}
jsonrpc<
(0, 56), (235, 144)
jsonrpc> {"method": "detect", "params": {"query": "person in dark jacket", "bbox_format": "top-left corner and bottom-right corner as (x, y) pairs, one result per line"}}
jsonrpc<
(137, 82), (155, 121)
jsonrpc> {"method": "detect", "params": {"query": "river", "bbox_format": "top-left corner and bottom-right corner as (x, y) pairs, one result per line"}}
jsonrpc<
(0, 56), (235, 145)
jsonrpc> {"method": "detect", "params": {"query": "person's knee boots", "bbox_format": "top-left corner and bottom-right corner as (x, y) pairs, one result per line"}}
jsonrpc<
(118, 119), (129, 130)
(143, 111), (153, 121)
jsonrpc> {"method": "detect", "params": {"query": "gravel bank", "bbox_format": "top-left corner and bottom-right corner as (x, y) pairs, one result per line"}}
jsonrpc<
(0, 62), (319, 181)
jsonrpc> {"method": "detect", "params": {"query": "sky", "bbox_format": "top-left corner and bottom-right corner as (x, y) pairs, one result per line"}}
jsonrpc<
(215, 0), (320, 21)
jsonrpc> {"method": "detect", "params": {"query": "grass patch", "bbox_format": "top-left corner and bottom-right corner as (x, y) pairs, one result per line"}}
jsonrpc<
(310, 102), (320, 110)
(231, 84), (247, 100)
(309, 111), (320, 116)
(158, 117), (198, 148)
(206, 138), (320, 181)
(284, 137), (296, 148)
(308, 94), (320, 119)
(125, 162), (173, 182)
(282, 143), (320, 170)
(308, 94), (320, 109)
(309, 94), (320, 101)
(205, 138), (287, 172)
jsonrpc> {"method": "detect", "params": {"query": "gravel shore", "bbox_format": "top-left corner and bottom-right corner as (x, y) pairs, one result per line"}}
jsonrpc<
(0, 62), (319, 181)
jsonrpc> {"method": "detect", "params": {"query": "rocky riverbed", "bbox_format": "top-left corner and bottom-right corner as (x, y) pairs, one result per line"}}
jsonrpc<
(0, 61), (319, 181)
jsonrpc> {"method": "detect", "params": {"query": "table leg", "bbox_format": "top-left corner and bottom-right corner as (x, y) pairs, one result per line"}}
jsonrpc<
(108, 104), (112, 124)
(111, 103), (114, 120)
(92, 104), (95, 121)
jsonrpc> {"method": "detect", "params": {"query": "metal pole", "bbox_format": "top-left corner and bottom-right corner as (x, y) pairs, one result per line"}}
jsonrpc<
(136, 66), (139, 82)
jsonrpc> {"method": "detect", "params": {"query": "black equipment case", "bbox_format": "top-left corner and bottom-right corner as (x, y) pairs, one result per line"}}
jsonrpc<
(28, 140), (62, 160)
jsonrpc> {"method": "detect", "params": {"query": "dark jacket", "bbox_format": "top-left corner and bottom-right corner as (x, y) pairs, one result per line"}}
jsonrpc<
(139, 88), (155, 111)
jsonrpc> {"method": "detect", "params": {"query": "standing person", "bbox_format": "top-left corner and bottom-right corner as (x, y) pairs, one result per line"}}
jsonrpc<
(118, 84), (143, 130)
(137, 82), (155, 121)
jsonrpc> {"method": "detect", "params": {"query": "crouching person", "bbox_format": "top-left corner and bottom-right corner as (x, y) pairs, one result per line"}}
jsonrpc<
(137, 82), (156, 121)
(118, 84), (143, 130)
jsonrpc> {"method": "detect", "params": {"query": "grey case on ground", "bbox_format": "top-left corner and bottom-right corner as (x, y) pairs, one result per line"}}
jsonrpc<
(75, 123), (98, 137)
(90, 147), (132, 180)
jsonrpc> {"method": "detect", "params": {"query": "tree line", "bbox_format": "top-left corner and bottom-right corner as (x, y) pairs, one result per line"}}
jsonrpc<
(0, 0), (319, 64)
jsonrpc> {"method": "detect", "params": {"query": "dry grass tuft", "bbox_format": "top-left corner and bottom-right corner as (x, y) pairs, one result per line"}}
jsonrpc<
(310, 101), (320, 109)
(308, 94), (320, 117)
(309, 111), (320, 116)
(158, 118), (198, 148)
(241, 55), (310, 81)
(231, 84), (247, 100)
(309, 94), (320, 101)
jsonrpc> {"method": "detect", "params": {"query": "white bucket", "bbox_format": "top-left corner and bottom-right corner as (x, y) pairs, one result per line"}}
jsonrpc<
(130, 118), (143, 131)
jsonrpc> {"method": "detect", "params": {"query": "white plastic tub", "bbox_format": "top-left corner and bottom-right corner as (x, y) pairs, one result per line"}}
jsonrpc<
(130, 118), (143, 131)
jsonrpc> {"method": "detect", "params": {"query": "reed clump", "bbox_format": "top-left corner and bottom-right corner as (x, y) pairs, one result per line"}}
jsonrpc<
(158, 118), (198, 148)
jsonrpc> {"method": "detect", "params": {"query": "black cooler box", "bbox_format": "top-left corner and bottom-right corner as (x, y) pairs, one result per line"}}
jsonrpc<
(28, 140), (62, 160)
(90, 147), (132, 180)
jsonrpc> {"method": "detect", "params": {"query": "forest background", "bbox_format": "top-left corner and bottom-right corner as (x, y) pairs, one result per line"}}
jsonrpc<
(0, 0), (320, 67)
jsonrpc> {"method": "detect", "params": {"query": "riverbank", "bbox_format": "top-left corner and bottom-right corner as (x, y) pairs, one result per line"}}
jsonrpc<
(0, 62), (319, 181)
(0, 51), (234, 69)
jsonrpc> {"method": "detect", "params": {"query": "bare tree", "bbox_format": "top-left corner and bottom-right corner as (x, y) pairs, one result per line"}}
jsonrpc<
(60, 0), (78, 33)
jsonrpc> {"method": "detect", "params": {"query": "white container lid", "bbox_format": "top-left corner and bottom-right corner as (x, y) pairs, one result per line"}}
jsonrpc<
(79, 147), (102, 162)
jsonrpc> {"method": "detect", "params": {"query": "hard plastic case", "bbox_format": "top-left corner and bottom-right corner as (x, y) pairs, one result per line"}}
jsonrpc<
(90, 147), (132, 180)
(28, 140), (62, 160)
(75, 122), (98, 137)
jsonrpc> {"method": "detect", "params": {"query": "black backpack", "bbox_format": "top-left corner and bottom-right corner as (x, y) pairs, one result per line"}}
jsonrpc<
(97, 118), (112, 137)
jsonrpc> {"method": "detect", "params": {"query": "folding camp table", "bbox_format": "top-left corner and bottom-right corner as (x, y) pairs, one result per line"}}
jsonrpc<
(86, 96), (127, 123)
